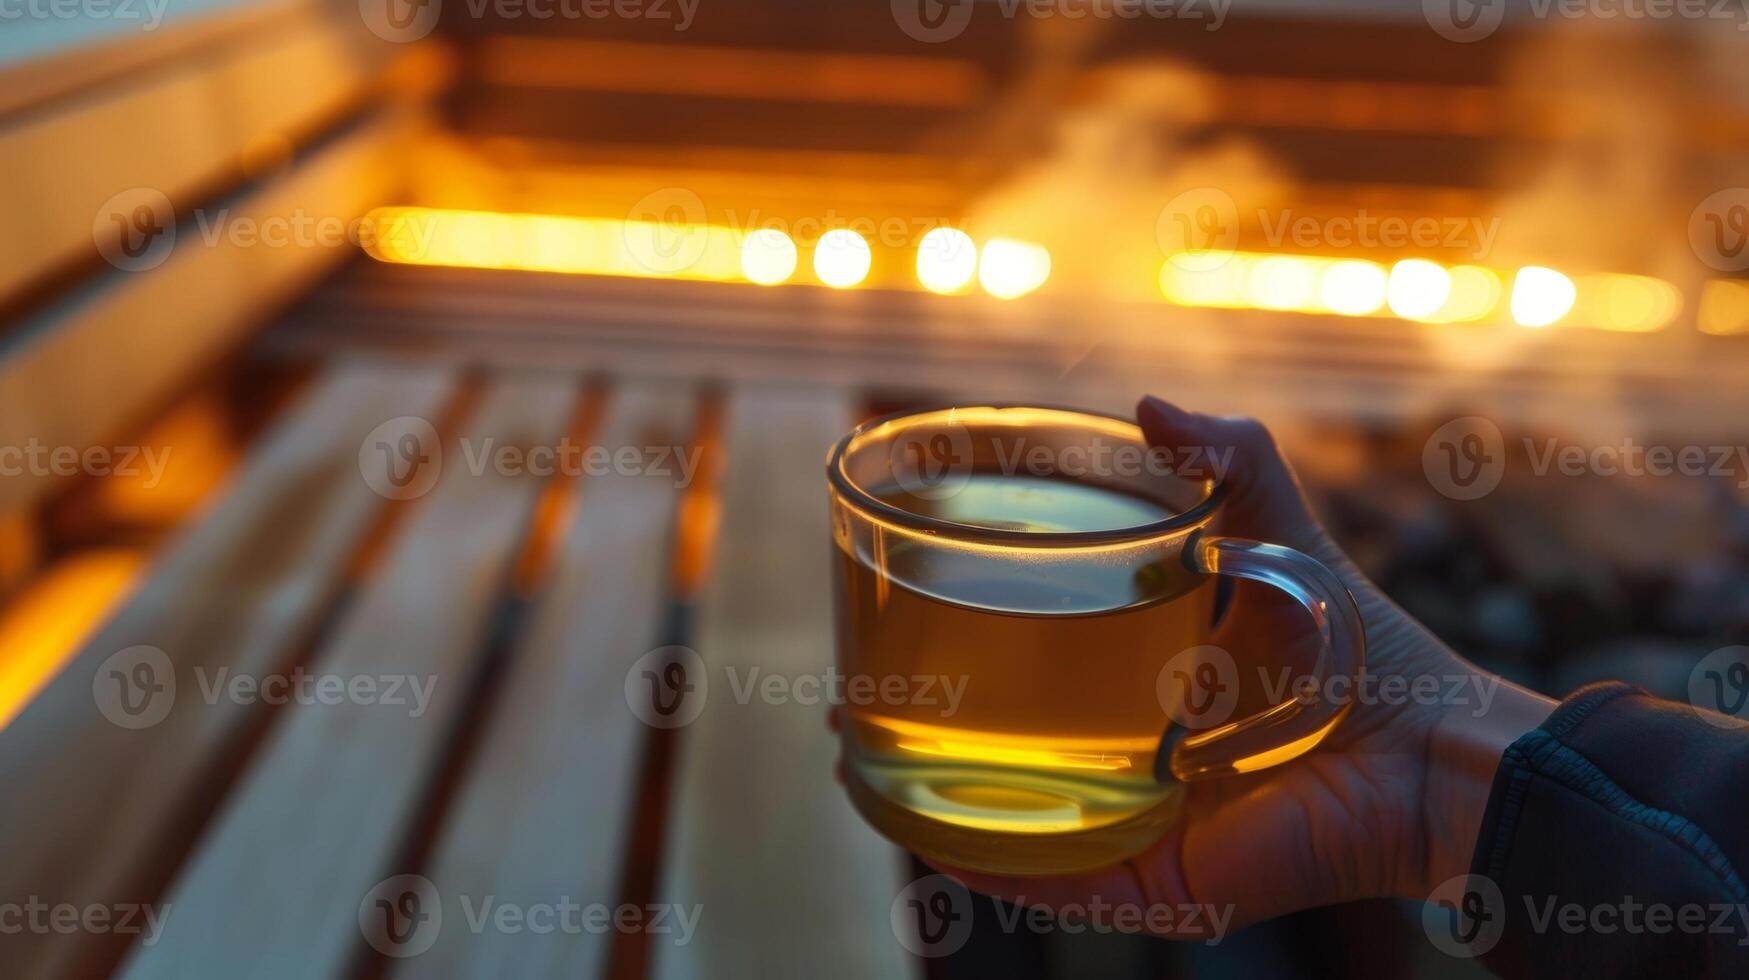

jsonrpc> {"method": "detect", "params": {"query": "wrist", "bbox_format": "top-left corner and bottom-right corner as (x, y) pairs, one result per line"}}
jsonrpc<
(1417, 674), (1556, 898)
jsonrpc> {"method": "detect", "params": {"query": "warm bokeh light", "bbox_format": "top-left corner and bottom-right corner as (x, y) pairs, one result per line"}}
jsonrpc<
(0, 549), (145, 732)
(978, 238), (1052, 299)
(1699, 279), (1749, 336)
(813, 228), (872, 288)
(1576, 273), (1682, 332)
(1318, 259), (1388, 316)
(1159, 253), (1250, 308)
(1428, 265), (1502, 323)
(916, 227), (978, 294)
(1510, 266), (1578, 328)
(366, 207), (745, 281)
(739, 228), (797, 286)
(1158, 251), (1677, 334)
(1386, 259), (1452, 321)
(1245, 255), (1319, 311)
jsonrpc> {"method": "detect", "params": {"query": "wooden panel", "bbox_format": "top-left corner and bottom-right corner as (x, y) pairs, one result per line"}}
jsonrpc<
(117, 373), (577, 979)
(0, 0), (314, 116)
(0, 360), (454, 980)
(390, 381), (695, 977)
(653, 386), (914, 979)
(0, 7), (381, 306)
(0, 107), (422, 519)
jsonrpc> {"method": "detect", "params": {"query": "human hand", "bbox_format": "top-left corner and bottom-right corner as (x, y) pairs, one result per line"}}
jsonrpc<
(930, 396), (1555, 935)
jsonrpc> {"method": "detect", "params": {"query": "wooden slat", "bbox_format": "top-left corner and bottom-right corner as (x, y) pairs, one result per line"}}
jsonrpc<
(0, 6), (383, 307)
(116, 372), (576, 978)
(0, 106), (423, 519)
(0, 360), (454, 980)
(389, 380), (695, 977)
(653, 386), (914, 979)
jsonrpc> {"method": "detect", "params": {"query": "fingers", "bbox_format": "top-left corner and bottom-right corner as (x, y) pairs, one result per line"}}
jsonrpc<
(1135, 396), (1326, 554)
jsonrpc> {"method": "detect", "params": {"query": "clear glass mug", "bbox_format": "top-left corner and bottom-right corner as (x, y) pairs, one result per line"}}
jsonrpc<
(826, 405), (1365, 876)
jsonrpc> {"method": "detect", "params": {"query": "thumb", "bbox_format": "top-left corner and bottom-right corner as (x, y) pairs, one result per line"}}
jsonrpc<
(1135, 396), (1328, 555)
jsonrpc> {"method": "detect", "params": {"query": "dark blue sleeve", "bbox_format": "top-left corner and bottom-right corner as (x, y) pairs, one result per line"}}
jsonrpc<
(1466, 682), (1749, 978)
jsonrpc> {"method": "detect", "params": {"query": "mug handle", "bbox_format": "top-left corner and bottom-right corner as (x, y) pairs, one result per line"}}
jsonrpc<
(1167, 534), (1367, 782)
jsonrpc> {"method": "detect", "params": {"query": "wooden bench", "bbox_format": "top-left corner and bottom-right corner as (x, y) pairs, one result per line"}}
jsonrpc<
(0, 8), (924, 976)
(0, 357), (921, 978)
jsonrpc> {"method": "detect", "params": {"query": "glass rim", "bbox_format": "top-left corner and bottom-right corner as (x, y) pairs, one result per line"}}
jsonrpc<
(826, 403), (1228, 548)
